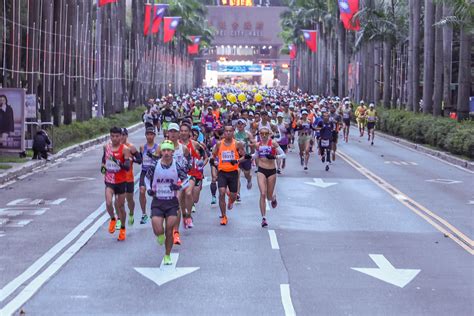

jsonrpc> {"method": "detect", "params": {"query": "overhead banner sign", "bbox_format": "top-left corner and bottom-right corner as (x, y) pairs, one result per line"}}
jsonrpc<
(217, 64), (262, 73)
(0, 88), (25, 153)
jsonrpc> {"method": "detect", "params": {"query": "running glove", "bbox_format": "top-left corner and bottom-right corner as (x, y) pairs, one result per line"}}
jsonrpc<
(244, 153), (252, 160)
(147, 189), (155, 196)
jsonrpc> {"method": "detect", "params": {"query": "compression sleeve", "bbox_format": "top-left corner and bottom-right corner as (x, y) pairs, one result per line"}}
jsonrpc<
(101, 150), (106, 164)
(122, 160), (131, 171)
(275, 146), (286, 159)
(133, 151), (142, 164)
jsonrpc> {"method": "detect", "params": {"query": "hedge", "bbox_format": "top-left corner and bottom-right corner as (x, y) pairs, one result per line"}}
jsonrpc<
(52, 107), (145, 152)
(376, 108), (474, 159)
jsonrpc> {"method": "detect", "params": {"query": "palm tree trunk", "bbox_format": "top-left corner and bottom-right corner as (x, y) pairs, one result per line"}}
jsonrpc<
(406, 0), (414, 110)
(456, 27), (471, 120)
(337, 21), (346, 97)
(374, 41), (381, 105)
(382, 40), (392, 108)
(432, 4), (443, 116)
(422, 0), (435, 114)
(411, 0), (421, 112)
(442, 3), (453, 116)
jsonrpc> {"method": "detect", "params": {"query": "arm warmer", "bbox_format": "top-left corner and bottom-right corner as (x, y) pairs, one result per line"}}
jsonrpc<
(275, 146), (286, 159)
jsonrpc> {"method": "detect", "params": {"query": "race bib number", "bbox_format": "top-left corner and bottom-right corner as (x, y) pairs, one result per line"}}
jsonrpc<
(321, 139), (330, 147)
(155, 185), (173, 199)
(206, 121), (213, 127)
(368, 116), (375, 122)
(343, 113), (350, 119)
(105, 159), (121, 172)
(221, 150), (235, 162)
(165, 116), (172, 122)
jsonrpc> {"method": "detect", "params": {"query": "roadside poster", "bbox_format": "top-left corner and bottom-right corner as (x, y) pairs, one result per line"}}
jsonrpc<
(0, 88), (26, 152)
(25, 94), (37, 119)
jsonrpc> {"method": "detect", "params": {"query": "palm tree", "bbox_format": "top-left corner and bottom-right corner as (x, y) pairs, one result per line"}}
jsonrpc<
(422, 0), (435, 114)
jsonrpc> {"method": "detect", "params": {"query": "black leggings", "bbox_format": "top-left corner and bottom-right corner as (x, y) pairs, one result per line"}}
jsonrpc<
(257, 167), (277, 179)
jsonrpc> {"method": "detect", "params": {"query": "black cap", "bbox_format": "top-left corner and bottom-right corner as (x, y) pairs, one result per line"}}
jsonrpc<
(121, 128), (128, 135)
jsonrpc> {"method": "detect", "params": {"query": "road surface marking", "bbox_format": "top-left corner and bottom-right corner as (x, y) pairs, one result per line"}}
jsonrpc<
(134, 253), (200, 287)
(5, 220), (32, 228)
(6, 199), (28, 206)
(280, 284), (296, 316)
(0, 210), (23, 217)
(0, 213), (109, 315)
(351, 254), (420, 288)
(390, 140), (474, 174)
(304, 178), (337, 188)
(57, 177), (95, 182)
(268, 230), (280, 250)
(426, 179), (462, 185)
(0, 202), (106, 302)
(47, 198), (67, 205)
(338, 149), (473, 255)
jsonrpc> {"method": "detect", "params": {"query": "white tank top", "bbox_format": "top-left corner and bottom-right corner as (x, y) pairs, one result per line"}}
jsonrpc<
(173, 143), (185, 165)
(152, 159), (178, 200)
(258, 120), (272, 131)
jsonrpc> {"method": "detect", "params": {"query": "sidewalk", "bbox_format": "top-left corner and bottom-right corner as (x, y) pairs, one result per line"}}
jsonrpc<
(0, 122), (143, 186)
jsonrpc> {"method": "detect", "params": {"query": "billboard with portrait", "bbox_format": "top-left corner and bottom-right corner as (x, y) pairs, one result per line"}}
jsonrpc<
(0, 88), (25, 153)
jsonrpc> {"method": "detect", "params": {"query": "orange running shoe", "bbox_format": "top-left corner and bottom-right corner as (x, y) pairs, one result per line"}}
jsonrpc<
(173, 230), (181, 245)
(108, 219), (116, 234)
(118, 228), (126, 241)
(220, 215), (228, 226)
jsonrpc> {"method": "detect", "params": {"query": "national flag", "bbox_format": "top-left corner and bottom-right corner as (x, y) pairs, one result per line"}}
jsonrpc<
(289, 44), (297, 59)
(98, 0), (118, 6)
(188, 36), (202, 55)
(302, 30), (317, 52)
(338, 0), (360, 31)
(151, 4), (169, 34)
(144, 4), (152, 35)
(163, 17), (181, 43)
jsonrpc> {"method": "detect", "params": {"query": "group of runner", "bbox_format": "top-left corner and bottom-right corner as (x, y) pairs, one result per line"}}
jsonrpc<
(100, 88), (378, 265)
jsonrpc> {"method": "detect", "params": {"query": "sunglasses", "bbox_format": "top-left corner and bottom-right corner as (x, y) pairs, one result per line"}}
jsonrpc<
(260, 132), (269, 136)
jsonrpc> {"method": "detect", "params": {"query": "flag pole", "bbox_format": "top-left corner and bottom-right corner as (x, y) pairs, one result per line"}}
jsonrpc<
(95, 0), (103, 117)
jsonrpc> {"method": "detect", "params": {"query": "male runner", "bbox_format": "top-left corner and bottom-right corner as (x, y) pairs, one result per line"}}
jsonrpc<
(101, 127), (131, 241)
(366, 103), (378, 145)
(234, 118), (255, 201)
(146, 140), (189, 265)
(212, 124), (249, 225)
(138, 127), (158, 224)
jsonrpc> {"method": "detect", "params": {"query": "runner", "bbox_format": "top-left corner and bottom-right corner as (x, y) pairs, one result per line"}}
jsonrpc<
(329, 106), (342, 162)
(208, 128), (223, 206)
(275, 112), (289, 174)
(138, 127), (158, 225)
(342, 101), (352, 143)
(212, 124), (250, 225)
(234, 118), (255, 201)
(254, 126), (286, 227)
(161, 102), (178, 138)
(120, 128), (142, 227)
(101, 127), (131, 241)
(366, 103), (378, 145)
(296, 110), (312, 170)
(355, 101), (367, 137)
(179, 123), (208, 228)
(316, 112), (335, 171)
(145, 140), (189, 265)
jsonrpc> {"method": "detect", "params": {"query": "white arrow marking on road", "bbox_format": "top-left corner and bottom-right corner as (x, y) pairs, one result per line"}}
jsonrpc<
(135, 253), (199, 286)
(46, 198), (67, 205)
(351, 254), (420, 288)
(304, 178), (337, 188)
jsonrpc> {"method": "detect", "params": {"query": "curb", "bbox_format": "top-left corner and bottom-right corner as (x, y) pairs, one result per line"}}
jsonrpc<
(0, 122), (144, 185)
(377, 131), (474, 171)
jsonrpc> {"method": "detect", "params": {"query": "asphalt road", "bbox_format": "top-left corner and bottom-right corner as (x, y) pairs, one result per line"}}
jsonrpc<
(0, 126), (472, 316)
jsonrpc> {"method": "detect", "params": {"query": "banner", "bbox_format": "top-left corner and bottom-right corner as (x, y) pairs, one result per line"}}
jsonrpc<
(302, 30), (317, 52)
(98, 0), (118, 7)
(25, 94), (37, 119)
(0, 89), (25, 152)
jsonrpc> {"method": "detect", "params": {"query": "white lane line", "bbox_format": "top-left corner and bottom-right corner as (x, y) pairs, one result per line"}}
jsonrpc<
(48, 198), (67, 205)
(0, 202), (105, 302)
(0, 213), (109, 316)
(268, 230), (280, 250)
(280, 284), (296, 316)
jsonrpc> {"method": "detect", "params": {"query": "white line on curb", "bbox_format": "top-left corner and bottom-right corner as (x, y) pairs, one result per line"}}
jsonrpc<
(280, 284), (296, 316)
(268, 230), (280, 250)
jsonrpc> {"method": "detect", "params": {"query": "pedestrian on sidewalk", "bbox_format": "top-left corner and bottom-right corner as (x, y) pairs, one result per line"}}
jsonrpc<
(32, 129), (51, 160)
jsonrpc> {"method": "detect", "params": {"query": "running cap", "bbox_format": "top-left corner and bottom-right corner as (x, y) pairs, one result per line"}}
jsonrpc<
(160, 140), (175, 151)
(121, 128), (128, 135)
(145, 127), (156, 135)
(237, 118), (247, 126)
(369, 103), (375, 108)
(168, 123), (180, 131)
(277, 112), (284, 118)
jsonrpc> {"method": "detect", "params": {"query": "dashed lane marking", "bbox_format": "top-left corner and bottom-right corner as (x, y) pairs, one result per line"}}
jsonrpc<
(280, 284), (296, 316)
(268, 230), (280, 250)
